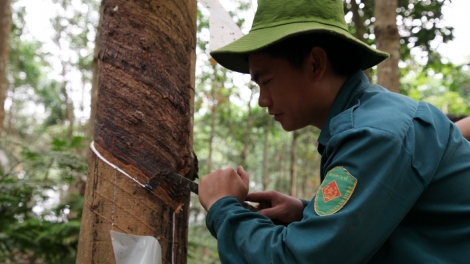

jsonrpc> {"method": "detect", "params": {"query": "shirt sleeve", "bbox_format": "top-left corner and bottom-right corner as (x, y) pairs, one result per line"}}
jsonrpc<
(206, 127), (427, 264)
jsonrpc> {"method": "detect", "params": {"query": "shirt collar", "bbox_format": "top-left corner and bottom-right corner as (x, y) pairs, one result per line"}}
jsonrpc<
(317, 71), (371, 153)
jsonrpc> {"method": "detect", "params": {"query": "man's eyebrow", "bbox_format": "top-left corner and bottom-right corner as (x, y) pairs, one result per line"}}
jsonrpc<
(251, 70), (266, 83)
(251, 72), (259, 83)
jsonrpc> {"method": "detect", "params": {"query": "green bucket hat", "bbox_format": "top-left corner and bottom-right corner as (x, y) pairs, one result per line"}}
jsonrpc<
(210, 0), (389, 74)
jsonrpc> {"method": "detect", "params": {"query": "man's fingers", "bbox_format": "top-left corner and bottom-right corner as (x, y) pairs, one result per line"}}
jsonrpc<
(258, 207), (280, 220)
(245, 191), (273, 203)
(237, 165), (249, 188)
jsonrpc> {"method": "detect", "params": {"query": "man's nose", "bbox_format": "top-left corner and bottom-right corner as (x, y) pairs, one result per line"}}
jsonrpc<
(258, 89), (272, 108)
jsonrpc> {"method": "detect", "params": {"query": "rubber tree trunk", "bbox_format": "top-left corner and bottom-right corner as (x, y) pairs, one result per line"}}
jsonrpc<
(0, 0), (11, 135)
(76, 0), (197, 263)
(374, 0), (400, 92)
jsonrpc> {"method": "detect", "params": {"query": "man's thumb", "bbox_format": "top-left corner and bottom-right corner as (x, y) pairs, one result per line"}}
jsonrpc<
(259, 207), (278, 220)
(237, 165), (249, 187)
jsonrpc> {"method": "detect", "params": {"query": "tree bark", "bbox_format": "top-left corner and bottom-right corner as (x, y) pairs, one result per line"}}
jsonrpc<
(0, 0), (12, 136)
(77, 0), (196, 263)
(290, 130), (299, 197)
(374, 0), (400, 92)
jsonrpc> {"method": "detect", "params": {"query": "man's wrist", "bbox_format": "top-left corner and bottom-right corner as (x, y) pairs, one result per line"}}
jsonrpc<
(206, 196), (240, 238)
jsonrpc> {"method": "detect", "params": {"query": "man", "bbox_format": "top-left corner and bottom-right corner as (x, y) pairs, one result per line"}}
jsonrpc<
(198, 0), (470, 263)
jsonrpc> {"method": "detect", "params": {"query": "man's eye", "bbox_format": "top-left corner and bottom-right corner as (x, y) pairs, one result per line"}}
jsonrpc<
(262, 79), (271, 86)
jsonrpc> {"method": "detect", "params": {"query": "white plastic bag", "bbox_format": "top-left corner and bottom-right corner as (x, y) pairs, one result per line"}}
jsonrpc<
(110, 231), (162, 264)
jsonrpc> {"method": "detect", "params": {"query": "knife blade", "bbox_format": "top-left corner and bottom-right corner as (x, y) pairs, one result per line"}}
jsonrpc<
(145, 170), (258, 212)
(145, 169), (199, 194)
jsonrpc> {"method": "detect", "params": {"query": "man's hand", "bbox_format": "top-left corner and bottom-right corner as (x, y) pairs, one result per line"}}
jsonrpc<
(199, 166), (249, 212)
(245, 190), (304, 224)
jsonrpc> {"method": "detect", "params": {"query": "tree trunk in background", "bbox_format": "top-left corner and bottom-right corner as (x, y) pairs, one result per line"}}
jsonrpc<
(374, 0), (400, 92)
(62, 79), (75, 140)
(207, 64), (218, 174)
(0, 0), (11, 136)
(262, 116), (272, 190)
(240, 86), (254, 168)
(274, 144), (283, 191)
(6, 85), (15, 135)
(207, 100), (215, 173)
(290, 131), (299, 197)
(84, 3), (103, 156)
(350, 0), (372, 81)
(300, 129), (310, 199)
(76, 0), (196, 263)
(52, 14), (75, 140)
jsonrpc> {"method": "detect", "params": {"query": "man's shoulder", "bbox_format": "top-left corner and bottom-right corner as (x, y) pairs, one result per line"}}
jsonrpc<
(330, 89), (419, 139)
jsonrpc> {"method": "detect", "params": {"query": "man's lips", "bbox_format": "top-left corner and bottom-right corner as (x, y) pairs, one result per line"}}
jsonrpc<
(270, 112), (283, 120)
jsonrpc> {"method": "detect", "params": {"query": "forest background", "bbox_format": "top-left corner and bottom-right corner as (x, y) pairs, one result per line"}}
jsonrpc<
(1, 0), (469, 263)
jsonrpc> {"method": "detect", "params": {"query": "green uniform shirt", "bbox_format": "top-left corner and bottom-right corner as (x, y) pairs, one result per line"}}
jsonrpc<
(206, 71), (470, 263)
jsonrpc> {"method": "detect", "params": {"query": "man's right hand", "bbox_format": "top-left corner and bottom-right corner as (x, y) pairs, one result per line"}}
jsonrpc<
(245, 190), (304, 224)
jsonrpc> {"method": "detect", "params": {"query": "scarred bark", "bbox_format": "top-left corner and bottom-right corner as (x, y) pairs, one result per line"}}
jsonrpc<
(77, 0), (197, 263)
(374, 0), (400, 92)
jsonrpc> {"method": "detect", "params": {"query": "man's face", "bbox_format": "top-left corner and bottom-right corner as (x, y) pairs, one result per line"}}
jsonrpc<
(248, 52), (330, 131)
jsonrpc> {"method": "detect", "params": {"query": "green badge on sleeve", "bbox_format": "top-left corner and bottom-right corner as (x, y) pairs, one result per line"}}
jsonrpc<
(314, 166), (357, 216)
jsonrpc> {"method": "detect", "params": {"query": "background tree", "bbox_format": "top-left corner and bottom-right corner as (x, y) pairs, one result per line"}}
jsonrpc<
(374, 0), (401, 91)
(344, 0), (454, 91)
(1, 0), (98, 262)
(0, 0), (12, 135)
(84, 3), (103, 158)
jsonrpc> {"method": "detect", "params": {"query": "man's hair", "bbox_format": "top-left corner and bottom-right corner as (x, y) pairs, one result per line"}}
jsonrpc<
(258, 33), (363, 77)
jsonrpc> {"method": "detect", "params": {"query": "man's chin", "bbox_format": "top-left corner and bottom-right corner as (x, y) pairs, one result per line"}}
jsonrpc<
(279, 122), (307, 132)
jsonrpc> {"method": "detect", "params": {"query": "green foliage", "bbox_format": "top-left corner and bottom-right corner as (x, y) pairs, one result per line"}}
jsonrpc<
(401, 58), (470, 116)
(0, 136), (87, 263)
(2, 0), (96, 262)
(344, 0), (454, 65)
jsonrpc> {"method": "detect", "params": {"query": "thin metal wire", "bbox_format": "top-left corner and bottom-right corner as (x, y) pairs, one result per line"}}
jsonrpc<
(111, 167), (116, 227)
(89, 141), (175, 264)
(172, 212), (175, 264)
(89, 141), (145, 188)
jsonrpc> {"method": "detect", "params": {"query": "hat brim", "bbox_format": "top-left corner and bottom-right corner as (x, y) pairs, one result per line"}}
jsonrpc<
(210, 21), (389, 74)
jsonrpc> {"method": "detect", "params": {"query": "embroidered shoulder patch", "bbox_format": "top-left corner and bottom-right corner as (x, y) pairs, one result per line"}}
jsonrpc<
(314, 166), (357, 216)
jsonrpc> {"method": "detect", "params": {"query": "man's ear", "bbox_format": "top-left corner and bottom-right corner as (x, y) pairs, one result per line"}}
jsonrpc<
(307, 47), (328, 81)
